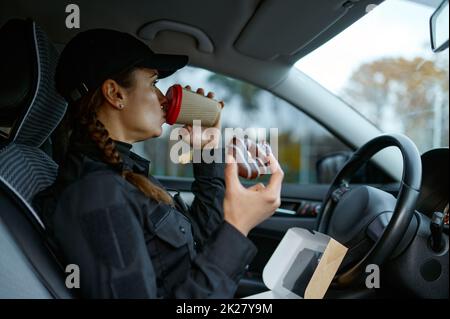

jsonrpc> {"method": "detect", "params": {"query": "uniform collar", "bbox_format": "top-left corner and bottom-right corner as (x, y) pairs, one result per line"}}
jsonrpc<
(116, 140), (151, 176)
(70, 129), (151, 176)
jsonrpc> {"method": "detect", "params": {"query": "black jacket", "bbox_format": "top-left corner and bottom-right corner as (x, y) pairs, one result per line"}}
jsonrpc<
(33, 133), (257, 299)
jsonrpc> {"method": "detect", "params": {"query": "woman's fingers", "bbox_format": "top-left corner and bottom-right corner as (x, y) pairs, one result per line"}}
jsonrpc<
(224, 154), (243, 191)
(265, 153), (284, 195)
(183, 124), (193, 134)
(185, 86), (220, 102)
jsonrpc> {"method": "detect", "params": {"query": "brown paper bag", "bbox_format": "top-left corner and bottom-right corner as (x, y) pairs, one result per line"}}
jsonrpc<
(304, 238), (348, 299)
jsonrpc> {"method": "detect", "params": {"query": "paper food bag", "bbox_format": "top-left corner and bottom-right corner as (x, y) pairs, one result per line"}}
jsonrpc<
(244, 228), (348, 299)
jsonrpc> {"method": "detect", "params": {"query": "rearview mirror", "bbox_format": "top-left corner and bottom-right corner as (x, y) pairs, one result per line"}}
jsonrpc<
(316, 152), (351, 184)
(430, 0), (449, 52)
(316, 151), (393, 184)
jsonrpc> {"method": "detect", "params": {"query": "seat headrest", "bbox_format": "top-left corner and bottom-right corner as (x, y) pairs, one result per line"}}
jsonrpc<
(0, 19), (67, 147)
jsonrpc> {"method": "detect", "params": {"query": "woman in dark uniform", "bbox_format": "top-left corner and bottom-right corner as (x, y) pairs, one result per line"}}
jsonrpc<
(34, 28), (284, 299)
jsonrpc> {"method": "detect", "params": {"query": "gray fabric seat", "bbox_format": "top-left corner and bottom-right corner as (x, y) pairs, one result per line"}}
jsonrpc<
(0, 18), (66, 204)
(0, 18), (74, 298)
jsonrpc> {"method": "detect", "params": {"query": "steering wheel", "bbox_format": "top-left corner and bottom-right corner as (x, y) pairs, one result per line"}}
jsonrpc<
(317, 134), (422, 287)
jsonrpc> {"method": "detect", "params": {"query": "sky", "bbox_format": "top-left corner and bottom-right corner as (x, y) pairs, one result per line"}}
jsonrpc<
(294, 0), (449, 152)
(294, 0), (438, 95)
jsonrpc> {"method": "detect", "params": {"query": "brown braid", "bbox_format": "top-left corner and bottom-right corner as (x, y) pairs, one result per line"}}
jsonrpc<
(64, 68), (173, 205)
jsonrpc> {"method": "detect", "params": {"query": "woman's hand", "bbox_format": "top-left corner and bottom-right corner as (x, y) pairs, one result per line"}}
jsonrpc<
(182, 86), (224, 149)
(223, 151), (284, 236)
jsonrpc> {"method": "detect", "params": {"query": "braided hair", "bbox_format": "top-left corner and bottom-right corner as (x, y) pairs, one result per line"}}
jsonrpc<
(57, 68), (173, 205)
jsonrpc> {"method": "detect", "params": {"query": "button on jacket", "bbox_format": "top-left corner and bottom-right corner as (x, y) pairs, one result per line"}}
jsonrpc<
(33, 132), (257, 299)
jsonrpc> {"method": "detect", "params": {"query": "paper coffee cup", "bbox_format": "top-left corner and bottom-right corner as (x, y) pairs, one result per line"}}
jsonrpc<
(165, 84), (222, 127)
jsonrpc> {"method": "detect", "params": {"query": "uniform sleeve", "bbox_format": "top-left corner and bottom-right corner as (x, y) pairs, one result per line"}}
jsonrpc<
(52, 174), (158, 299)
(187, 148), (227, 247)
(172, 221), (258, 298)
(169, 148), (258, 298)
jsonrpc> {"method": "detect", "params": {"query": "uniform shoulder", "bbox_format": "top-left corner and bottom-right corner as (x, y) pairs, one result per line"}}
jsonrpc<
(59, 170), (130, 213)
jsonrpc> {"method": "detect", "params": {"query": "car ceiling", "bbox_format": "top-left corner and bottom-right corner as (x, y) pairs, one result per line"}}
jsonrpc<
(1, 0), (384, 88)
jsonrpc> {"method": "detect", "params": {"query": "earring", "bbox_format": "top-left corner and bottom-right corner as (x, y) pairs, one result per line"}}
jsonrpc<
(119, 104), (124, 109)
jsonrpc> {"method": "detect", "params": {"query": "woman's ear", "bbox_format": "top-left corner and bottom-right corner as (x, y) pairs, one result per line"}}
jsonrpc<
(101, 79), (127, 110)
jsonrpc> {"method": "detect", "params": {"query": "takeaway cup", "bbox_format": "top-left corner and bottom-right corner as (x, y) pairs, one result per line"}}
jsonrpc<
(165, 84), (222, 127)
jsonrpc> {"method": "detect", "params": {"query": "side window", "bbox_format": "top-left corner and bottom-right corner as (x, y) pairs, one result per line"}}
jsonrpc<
(132, 66), (351, 184)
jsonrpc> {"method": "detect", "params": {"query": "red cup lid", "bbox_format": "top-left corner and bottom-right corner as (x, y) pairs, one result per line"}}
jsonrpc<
(165, 84), (183, 125)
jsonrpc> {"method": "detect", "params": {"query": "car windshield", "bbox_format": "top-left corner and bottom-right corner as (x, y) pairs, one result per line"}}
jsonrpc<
(295, 0), (449, 153)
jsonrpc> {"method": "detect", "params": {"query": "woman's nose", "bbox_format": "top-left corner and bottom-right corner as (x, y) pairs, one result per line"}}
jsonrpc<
(157, 88), (168, 107)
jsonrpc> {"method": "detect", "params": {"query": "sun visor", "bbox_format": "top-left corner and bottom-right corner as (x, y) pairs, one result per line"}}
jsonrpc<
(234, 0), (358, 60)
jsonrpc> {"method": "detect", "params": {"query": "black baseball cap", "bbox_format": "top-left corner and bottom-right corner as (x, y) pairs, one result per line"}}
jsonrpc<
(55, 28), (188, 102)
